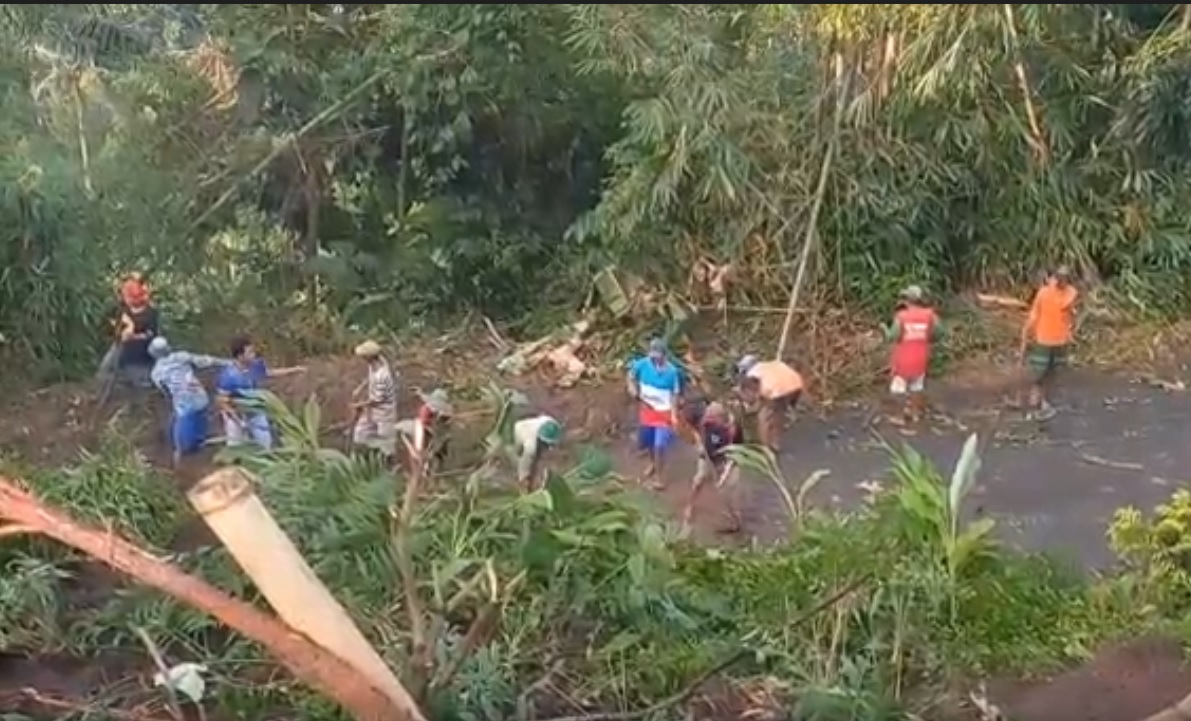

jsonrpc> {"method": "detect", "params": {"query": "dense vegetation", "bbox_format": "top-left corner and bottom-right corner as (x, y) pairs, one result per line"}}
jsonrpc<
(2, 400), (1189, 721)
(7, 4), (1191, 379)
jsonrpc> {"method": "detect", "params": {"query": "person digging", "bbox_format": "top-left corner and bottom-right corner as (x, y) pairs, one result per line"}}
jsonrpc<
(511, 414), (564, 492)
(883, 284), (943, 426)
(734, 354), (803, 456)
(397, 389), (454, 476)
(1018, 265), (1078, 420)
(114, 278), (160, 391)
(349, 340), (399, 463)
(681, 401), (745, 533)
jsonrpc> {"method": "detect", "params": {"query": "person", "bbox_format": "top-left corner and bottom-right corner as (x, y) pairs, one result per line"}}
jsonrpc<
(627, 338), (682, 488)
(397, 389), (454, 473)
(735, 354), (803, 454)
(885, 284), (943, 424)
(148, 336), (230, 467)
(511, 414), (564, 491)
(682, 401), (745, 531)
(115, 279), (160, 389)
(1019, 265), (1078, 419)
(215, 335), (305, 450)
(98, 271), (152, 382)
(349, 340), (399, 460)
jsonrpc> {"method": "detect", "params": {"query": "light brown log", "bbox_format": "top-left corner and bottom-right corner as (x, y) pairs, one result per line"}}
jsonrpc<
(187, 468), (424, 721)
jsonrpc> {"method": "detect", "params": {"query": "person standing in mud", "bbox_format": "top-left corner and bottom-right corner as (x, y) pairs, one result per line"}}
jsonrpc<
(148, 337), (231, 467)
(1019, 265), (1078, 419)
(397, 389), (454, 474)
(216, 336), (306, 450)
(682, 401), (745, 532)
(884, 285), (943, 425)
(627, 338), (682, 489)
(734, 354), (803, 455)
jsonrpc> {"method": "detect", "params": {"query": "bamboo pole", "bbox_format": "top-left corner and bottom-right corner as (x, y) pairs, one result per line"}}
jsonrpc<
(187, 467), (425, 721)
(775, 53), (851, 361)
(0, 478), (409, 721)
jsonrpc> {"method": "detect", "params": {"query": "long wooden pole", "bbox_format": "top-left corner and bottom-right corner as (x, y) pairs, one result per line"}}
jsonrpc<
(775, 53), (851, 361)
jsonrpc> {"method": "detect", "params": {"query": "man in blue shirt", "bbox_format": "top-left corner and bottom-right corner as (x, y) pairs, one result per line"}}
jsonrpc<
(216, 336), (305, 450)
(626, 338), (682, 488)
(148, 337), (230, 467)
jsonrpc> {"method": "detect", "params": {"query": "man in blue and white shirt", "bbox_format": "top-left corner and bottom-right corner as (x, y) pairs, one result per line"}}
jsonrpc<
(148, 337), (230, 466)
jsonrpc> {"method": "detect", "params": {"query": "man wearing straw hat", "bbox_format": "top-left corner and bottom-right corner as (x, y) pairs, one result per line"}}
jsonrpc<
(350, 339), (399, 459)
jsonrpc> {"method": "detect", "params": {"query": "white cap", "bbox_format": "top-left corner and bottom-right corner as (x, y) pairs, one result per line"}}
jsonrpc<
(148, 336), (171, 359)
(736, 354), (760, 374)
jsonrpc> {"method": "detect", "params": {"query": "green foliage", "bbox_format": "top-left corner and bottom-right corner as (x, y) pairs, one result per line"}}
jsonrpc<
(1108, 488), (1191, 612)
(0, 398), (1159, 719)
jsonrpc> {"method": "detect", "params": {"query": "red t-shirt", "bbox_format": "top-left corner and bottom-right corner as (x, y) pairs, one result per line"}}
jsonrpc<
(890, 306), (937, 379)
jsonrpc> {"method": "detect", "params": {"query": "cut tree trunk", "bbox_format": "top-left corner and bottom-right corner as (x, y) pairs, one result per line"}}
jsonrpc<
(0, 478), (420, 721)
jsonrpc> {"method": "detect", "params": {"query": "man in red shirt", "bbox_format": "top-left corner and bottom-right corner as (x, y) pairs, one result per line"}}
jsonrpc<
(884, 285), (943, 425)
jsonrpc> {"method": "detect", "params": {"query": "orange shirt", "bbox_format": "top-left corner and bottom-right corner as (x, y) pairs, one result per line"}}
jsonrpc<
(747, 360), (804, 399)
(1028, 282), (1077, 346)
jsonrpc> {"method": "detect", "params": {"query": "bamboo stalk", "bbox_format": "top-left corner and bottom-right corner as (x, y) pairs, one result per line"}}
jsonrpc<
(775, 54), (851, 361)
(1002, 4), (1049, 165)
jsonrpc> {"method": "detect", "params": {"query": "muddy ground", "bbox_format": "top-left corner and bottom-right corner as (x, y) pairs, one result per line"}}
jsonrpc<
(1, 348), (1190, 720)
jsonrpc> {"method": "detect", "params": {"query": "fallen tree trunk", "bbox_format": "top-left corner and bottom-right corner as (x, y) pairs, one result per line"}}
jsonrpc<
(0, 478), (419, 721)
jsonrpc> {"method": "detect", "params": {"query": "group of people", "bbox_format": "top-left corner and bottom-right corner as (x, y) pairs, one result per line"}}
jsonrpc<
(100, 264), (1077, 524)
(626, 266), (1079, 530)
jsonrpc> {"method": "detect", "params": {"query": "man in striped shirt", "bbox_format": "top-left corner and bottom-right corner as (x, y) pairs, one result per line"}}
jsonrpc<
(351, 339), (399, 458)
(148, 337), (231, 467)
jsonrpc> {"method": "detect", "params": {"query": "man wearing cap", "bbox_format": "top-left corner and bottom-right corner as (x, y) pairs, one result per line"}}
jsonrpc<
(627, 338), (683, 487)
(148, 337), (231, 467)
(1019, 265), (1078, 418)
(735, 355), (803, 454)
(511, 413), (564, 491)
(350, 340), (399, 459)
(884, 285), (943, 424)
(397, 388), (454, 473)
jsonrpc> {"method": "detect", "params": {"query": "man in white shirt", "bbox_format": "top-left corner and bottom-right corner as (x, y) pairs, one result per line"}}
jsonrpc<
(512, 415), (563, 491)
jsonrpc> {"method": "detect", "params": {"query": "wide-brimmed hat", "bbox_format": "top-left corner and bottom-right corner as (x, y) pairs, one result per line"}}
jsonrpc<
(419, 388), (454, 415)
(537, 418), (563, 445)
(354, 339), (382, 358)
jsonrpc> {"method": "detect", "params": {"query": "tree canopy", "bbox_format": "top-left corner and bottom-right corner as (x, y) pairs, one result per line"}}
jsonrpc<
(5, 4), (1191, 376)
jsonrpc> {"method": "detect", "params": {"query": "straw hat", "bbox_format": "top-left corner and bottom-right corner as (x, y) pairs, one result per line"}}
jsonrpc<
(354, 339), (382, 358)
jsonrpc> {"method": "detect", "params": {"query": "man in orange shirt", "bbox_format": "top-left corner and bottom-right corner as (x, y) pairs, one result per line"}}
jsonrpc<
(735, 355), (804, 454)
(1019, 266), (1078, 418)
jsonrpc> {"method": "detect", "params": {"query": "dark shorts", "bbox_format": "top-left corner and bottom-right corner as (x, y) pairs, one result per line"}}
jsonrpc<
(1026, 344), (1068, 382)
